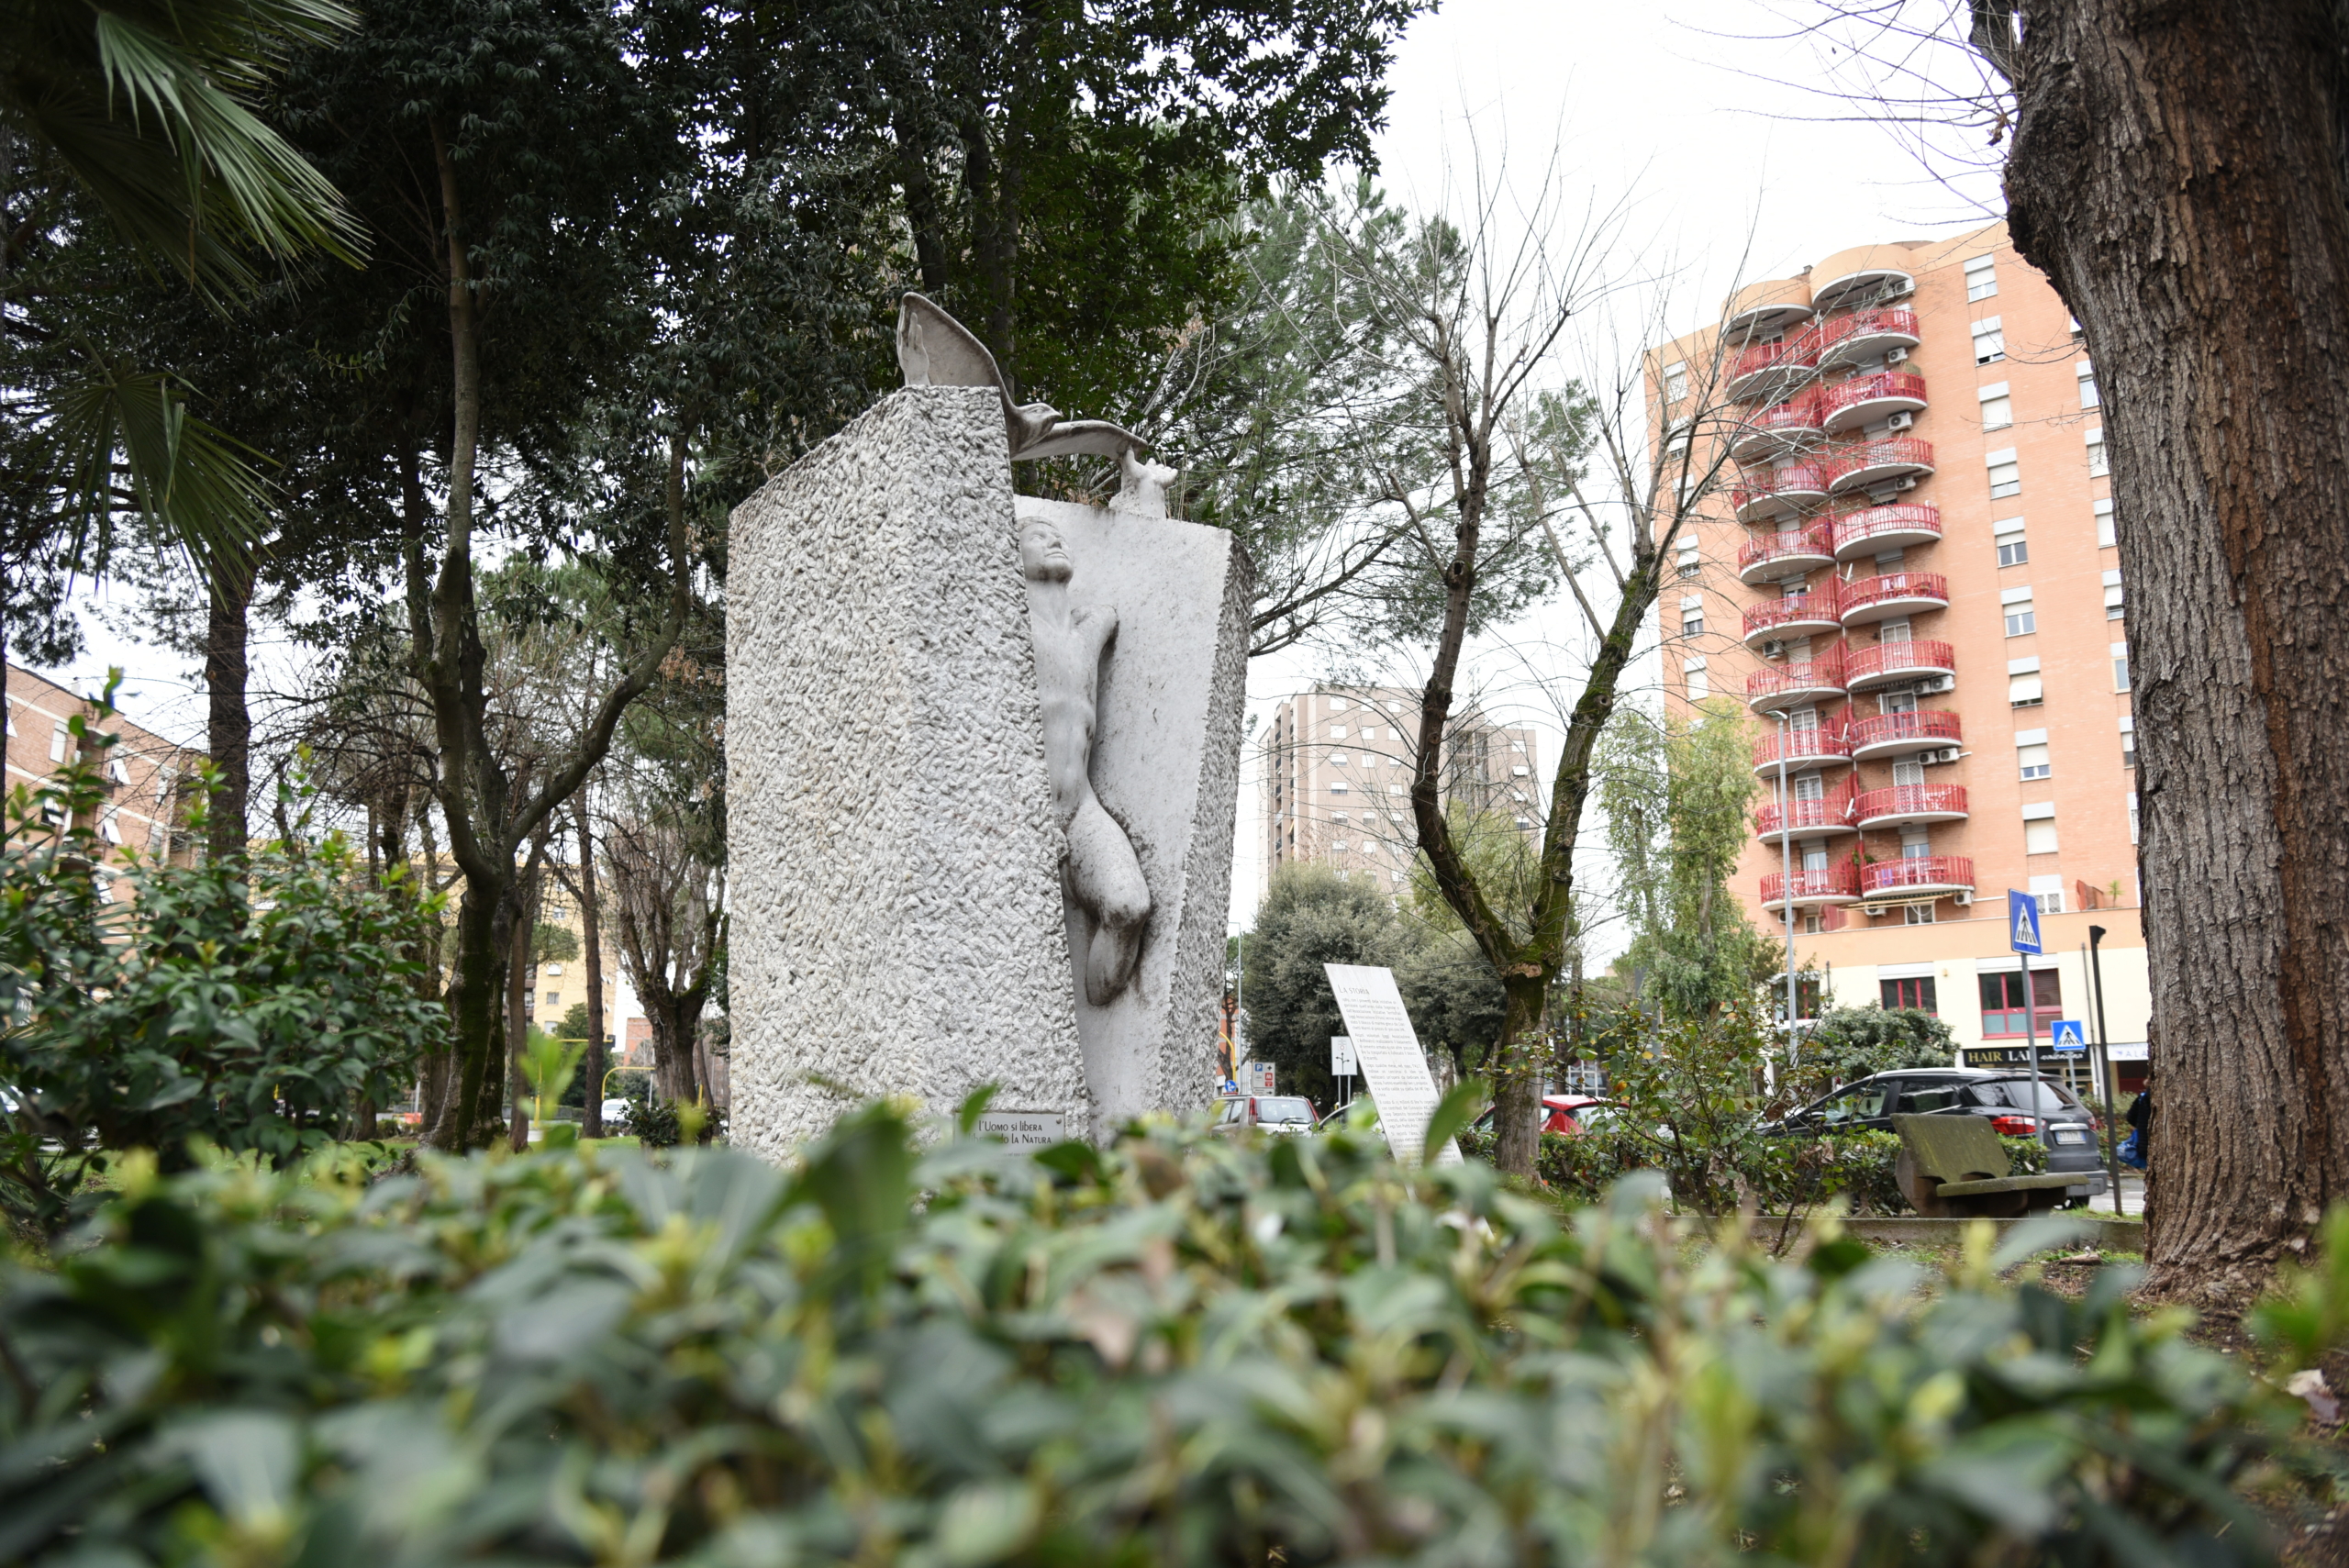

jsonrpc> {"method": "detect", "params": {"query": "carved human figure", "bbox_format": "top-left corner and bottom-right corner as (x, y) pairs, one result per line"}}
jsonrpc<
(1020, 515), (1151, 1004)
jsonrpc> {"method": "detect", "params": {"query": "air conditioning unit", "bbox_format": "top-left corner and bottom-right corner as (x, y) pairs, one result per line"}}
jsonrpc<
(1920, 747), (1961, 765)
(1762, 639), (1786, 659)
(1916, 674), (1955, 695)
(1884, 411), (1915, 432)
(1893, 476), (1919, 491)
(1952, 890), (1974, 906)
(1885, 346), (1909, 364)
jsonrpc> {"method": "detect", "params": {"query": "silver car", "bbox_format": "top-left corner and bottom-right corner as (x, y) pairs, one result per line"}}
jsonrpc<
(1210, 1095), (1319, 1136)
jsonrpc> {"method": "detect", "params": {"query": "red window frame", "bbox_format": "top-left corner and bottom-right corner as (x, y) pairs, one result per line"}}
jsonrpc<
(1880, 975), (1938, 1014)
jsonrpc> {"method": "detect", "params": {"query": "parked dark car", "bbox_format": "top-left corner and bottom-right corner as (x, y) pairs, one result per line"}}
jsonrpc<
(1766, 1068), (2109, 1197)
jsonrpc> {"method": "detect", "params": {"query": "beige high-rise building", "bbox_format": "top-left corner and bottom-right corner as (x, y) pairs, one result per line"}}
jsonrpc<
(1652, 220), (2149, 1087)
(1258, 685), (1542, 900)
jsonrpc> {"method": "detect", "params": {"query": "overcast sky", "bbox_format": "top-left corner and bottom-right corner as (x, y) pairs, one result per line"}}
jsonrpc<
(49, 1), (2011, 977)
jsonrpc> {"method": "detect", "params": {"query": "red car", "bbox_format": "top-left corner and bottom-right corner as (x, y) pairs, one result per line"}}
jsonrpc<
(1541, 1095), (1615, 1135)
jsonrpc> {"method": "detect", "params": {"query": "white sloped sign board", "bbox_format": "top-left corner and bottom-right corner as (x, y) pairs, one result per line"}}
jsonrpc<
(1323, 963), (1462, 1167)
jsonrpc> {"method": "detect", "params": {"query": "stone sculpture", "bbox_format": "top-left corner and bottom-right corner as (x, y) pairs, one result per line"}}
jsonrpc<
(727, 295), (1249, 1155)
(1019, 512), (1151, 1004)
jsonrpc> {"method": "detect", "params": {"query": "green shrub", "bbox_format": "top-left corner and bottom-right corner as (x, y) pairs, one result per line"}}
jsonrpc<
(0, 695), (449, 1231)
(0, 1104), (2303, 1564)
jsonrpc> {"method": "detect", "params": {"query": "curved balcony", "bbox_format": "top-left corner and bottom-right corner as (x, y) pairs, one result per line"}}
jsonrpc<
(1854, 784), (1970, 829)
(1825, 438), (1936, 495)
(1726, 277), (1815, 341)
(1848, 709), (1962, 762)
(1726, 337), (1820, 402)
(1839, 572), (1950, 626)
(1729, 392), (1825, 462)
(1746, 655), (1848, 713)
(1833, 503), (1943, 561)
(1757, 784), (1860, 842)
(1731, 462), (1831, 523)
(1844, 639), (1955, 693)
(1742, 590), (1842, 647)
(1860, 855), (1975, 901)
(1813, 306), (1922, 371)
(1737, 525), (1836, 584)
(1762, 864), (1863, 913)
(1809, 248), (1918, 314)
(1753, 728), (1853, 776)
(1819, 371), (1929, 435)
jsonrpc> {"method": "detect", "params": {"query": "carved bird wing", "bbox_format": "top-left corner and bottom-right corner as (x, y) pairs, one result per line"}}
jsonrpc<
(1014, 418), (1145, 461)
(896, 293), (1005, 390)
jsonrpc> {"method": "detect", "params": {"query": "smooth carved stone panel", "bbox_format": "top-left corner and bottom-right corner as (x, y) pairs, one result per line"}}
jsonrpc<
(1016, 497), (1252, 1129)
(727, 388), (1091, 1159)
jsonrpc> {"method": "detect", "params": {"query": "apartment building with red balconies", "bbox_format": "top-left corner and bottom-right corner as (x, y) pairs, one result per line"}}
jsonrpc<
(1652, 224), (2148, 1089)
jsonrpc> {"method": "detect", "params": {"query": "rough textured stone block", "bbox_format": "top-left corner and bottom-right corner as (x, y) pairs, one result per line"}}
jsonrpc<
(726, 389), (1089, 1158)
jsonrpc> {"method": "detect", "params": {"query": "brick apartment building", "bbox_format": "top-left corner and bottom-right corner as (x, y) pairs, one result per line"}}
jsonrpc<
(1652, 221), (2148, 1092)
(5, 666), (200, 884)
(1258, 685), (1542, 900)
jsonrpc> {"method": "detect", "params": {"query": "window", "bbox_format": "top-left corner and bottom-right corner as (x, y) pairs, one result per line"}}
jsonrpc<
(1675, 539), (1701, 579)
(2009, 673), (2043, 706)
(1684, 658), (1708, 700)
(2103, 568), (2125, 619)
(2077, 361), (2099, 408)
(1994, 515), (2028, 566)
(2087, 427), (2109, 477)
(2019, 742), (2052, 781)
(1965, 254), (1998, 301)
(1664, 361), (1688, 404)
(2113, 641), (2132, 693)
(1978, 381), (2013, 430)
(1331, 840), (1350, 852)
(1664, 418), (1694, 458)
(1331, 697), (1351, 711)
(2004, 595), (2036, 637)
(2025, 819), (2059, 855)
(1882, 975), (1939, 1012)
(1680, 610), (1704, 639)
(49, 725), (69, 763)
(1330, 781), (1348, 794)
(1972, 316), (2006, 363)
(1330, 725), (1347, 738)
(543, 991), (562, 1008)
(1332, 812), (1349, 825)
(2121, 716), (2136, 769)
(1905, 904), (1937, 926)
(2096, 497), (2117, 548)
(1330, 752), (1348, 765)
(1979, 972), (2032, 1037)
(99, 808), (121, 845)
(1388, 783), (1406, 795)
(1988, 460), (2021, 499)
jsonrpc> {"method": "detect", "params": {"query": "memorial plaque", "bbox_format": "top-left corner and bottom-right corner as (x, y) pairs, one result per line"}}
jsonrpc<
(1323, 963), (1461, 1166)
(976, 1109), (1069, 1147)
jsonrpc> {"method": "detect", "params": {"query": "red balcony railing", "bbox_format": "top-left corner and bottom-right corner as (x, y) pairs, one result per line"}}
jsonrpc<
(1846, 710), (1963, 751)
(1812, 306), (1920, 360)
(1736, 525), (1835, 575)
(1854, 784), (1969, 824)
(1838, 572), (1949, 617)
(1731, 462), (1831, 515)
(1745, 655), (1847, 704)
(1825, 438), (1936, 487)
(1757, 783), (1857, 838)
(1740, 391), (1822, 438)
(1861, 855), (1975, 895)
(1730, 336), (1818, 387)
(1817, 370), (1928, 425)
(1843, 639), (1955, 685)
(1742, 588), (1841, 639)
(1832, 503), (1942, 556)
(1753, 728), (1854, 770)
(1761, 865), (1863, 906)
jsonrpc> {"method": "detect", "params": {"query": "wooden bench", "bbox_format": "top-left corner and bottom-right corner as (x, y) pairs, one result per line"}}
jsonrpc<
(1890, 1113), (2080, 1218)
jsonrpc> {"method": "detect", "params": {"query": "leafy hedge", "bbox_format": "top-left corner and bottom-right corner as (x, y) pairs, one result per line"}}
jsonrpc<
(0, 1105), (2305, 1564)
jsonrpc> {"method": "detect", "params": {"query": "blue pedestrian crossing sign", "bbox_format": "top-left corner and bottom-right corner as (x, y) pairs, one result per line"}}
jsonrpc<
(2049, 1019), (2087, 1053)
(2008, 889), (2043, 954)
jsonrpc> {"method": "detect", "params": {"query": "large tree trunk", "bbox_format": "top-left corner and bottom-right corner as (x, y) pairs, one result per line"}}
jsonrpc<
(2004, 0), (2349, 1294)
(204, 551), (254, 861)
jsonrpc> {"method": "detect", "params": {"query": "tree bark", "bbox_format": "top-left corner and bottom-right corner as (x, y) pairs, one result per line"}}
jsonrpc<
(2004, 0), (2349, 1293)
(204, 550), (254, 861)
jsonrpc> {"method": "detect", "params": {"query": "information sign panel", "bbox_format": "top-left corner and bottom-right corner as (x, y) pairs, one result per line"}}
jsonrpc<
(1245, 1061), (1276, 1095)
(1330, 1035), (1355, 1075)
(975, 1110), (1067, 1147)
(1323, 963), (1461, 1166)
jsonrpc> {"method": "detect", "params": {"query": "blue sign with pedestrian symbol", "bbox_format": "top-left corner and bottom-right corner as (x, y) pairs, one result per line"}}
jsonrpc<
(2008, 889), (2043, 955)
(2049, 1019), (2086, 1053)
